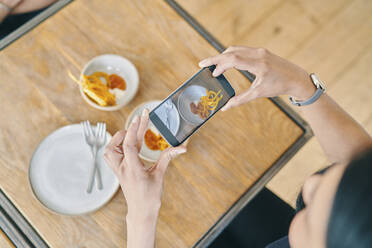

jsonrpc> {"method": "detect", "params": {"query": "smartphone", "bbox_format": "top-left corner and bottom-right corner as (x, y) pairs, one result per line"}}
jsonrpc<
(149, 65), (235, 147)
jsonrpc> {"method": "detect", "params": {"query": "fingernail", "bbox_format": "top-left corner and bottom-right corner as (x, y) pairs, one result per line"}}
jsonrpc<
(132, 115), (139, 124)
(221, 106), (228, 112)
(212, 71), (219, 77)
(177, 148), (187, 154)
(142, 108), (149, 117)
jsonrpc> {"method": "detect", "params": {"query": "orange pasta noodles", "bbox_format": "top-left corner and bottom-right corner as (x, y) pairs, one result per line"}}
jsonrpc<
(68, 71), (126, 106)
(190, 89), (223, 119)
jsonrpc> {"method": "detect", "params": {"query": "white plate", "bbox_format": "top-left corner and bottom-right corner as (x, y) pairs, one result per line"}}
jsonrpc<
(29, 124), (119, 215)
(80, 54), (139, 111)
(125, 100), (180, 162)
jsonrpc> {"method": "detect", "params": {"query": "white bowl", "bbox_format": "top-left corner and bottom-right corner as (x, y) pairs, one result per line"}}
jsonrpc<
(125, 101), (180, 162)
(80, 54), (139, 111)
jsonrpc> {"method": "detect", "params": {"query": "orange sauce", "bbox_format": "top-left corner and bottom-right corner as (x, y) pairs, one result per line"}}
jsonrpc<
(108, 74), (126, 90)
(190, 102), (209, 119)
(144, 129), (169, 151)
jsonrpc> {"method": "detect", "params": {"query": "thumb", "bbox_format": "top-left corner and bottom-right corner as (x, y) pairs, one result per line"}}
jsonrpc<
(156, 146), (187, 174)
(221, 96), (239, 112)
(221, 87), (256, 112)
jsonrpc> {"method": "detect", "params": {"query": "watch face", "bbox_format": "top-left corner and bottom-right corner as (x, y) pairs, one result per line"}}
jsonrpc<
(310, 73), (326, 91)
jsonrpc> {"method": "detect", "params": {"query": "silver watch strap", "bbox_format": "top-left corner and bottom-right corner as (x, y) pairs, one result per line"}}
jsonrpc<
(289, 88), (323, 106)
(289, 73), (326, 106)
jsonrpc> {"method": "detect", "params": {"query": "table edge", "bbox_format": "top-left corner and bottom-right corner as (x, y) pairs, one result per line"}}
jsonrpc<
(0, 0), (313, 247)
(0, 188), (48, 248)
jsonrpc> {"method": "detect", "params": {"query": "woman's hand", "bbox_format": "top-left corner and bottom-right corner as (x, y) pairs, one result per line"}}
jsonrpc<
(199, 46), (316, 111)
(104, 109), (187, 248)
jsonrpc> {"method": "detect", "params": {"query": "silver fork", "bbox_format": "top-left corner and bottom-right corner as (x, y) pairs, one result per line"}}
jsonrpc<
(91, 122), (106, 191)
(81, 121), (105, 193)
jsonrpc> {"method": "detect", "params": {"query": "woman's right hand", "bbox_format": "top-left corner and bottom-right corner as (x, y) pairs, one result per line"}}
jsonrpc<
(198, 46), (316, 111)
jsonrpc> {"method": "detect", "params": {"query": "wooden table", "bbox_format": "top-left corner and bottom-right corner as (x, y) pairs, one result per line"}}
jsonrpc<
(0, 229), (14, 248)
(0, 0), (309, 247)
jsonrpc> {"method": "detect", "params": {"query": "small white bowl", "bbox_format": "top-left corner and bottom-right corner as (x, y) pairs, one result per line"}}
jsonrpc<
(126, 100), (177, 163)
(80, 54), (139, 111)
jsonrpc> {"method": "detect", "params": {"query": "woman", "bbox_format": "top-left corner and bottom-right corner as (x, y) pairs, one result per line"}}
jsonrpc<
(104, 46), (372, 248)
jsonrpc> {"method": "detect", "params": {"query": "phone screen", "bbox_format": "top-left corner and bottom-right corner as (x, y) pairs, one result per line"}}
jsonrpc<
(150, 66), (235, 146)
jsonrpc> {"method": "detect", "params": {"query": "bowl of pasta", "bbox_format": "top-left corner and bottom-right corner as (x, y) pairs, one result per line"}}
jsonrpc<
(125, 101), (179, 162)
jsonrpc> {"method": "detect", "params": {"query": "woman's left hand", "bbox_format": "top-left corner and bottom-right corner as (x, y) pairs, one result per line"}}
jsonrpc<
(104, 109), (187, 248)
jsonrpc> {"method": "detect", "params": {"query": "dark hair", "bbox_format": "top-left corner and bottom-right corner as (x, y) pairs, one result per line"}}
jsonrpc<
(327, 149), (372, 248)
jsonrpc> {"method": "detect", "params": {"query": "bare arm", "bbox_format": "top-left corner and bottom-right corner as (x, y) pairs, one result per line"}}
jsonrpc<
(0, 0), (56, 24)
(299, 93), (372, 163)
(199, 46), (372, 164)
(10, 0), (56, 14)
(0, 0), (21, 23)
(0, 7), (9, 23)
(104, 110), (187, 248)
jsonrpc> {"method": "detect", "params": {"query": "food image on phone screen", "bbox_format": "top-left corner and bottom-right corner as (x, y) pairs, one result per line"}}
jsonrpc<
(150, 66), (235, 147)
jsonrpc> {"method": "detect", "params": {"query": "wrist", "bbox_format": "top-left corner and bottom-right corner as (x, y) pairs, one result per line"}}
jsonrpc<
(289, 71), (316, 100)
(126, 210), (159, 248)
(126, 212), (159, 225)
(126, 204), (161, 226)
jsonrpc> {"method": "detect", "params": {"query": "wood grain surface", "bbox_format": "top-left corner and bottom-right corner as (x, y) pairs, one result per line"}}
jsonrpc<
(0, 230), (14, 248)
(0, 0), (303, 247)
(178, 0), (372, 206)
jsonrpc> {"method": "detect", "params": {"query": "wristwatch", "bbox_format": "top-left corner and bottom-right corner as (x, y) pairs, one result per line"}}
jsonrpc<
(289, 73), (326, 106)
